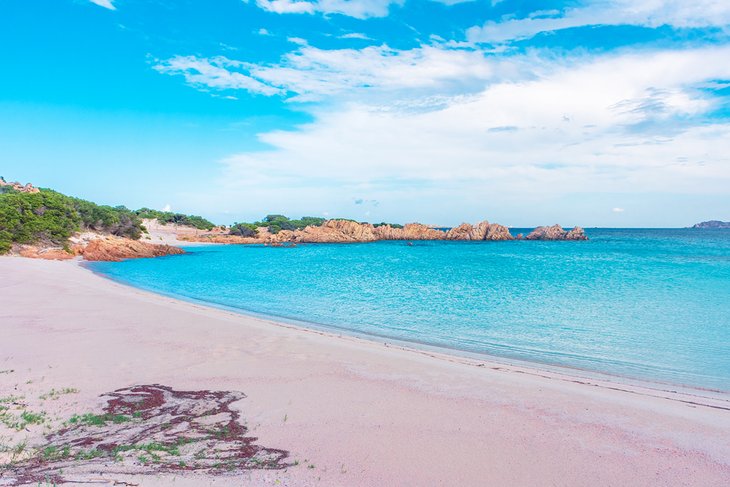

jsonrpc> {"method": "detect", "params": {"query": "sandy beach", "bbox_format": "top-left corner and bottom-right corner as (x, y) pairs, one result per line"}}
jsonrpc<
(1, 256), (729, 486)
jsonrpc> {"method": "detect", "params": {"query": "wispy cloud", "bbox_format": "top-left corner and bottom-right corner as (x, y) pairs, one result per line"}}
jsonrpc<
(89, 0), (116, 10)
(252, 0), (403, 19)
(154, 44), (534, 102)
(467, 0), (730, 44)
(339, 33), (372, 40)
(152, 56), (282, 96)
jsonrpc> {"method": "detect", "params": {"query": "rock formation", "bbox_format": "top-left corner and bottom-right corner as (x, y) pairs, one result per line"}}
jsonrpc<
(445, 221), (514, 241)
(14, 236), (185, 261)
(692, 220), (730, 229)
(0, 177), (40, 193)
(179, 219), (589, 244)
(376, 223), (445, 241)
(17, 246), (76, 260)
(77, 237), (185, 261)
(259, 220), (449, 244)
(525, 225), (588, 241)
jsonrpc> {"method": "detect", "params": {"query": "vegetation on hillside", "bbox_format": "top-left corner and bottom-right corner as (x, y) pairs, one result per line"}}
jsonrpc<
(374, 222), (404, 229)
(228, 215), (405, 237)
(229, 222), (259, 237)
(0, 189), (145, 254)
(0, 182), (407, 254)
(251, 215), (327, 234)
(135, 208), (215, 230)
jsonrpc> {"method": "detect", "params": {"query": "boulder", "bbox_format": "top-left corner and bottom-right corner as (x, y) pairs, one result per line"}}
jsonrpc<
(526, 225), (588, 241)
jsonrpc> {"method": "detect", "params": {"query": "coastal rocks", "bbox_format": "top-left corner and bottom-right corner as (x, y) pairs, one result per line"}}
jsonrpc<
(565, 227), (588, 240)
(17, 246), (75, 260)
(0, 177), (40, 193)
(446, 222), (484, 240)
(692, 220), (730, 229)
(484, 223), (514, 241)
(11, 235), (185, 262)
(268, 221), (449, 243)
(76, 237), (185, 261)
(377, 223), (445, 241)
(525, 225), (588, 241)
(445, 221), (514, 241)
(178, 219), (589, 245)
(296, 219), (379, 243)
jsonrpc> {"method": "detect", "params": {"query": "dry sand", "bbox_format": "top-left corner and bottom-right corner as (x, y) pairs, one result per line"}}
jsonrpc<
(140, 219), (214, 246)
(1, 256), (729, 486)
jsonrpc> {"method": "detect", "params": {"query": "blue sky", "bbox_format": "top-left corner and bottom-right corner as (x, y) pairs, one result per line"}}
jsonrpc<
(1, 0), (729, 226)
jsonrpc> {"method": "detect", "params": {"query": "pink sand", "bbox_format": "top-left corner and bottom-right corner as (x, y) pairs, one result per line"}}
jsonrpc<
(1, 257), (729, 486)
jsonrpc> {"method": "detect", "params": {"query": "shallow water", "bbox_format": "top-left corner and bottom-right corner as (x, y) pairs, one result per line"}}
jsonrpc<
(90, 228), (730, 391)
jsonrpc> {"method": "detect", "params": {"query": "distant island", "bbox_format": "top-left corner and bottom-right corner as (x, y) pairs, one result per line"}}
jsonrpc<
(692, 220), (730, 229)
(0, 178), (587, 262)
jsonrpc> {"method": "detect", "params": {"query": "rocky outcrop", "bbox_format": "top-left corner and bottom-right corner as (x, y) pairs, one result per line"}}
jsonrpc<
(375, 223), (446, 241)
(525, 225), (588, 241)
(260, 220), (447, 244)
(179, 219), (588, 244)
(565, 227), (588, 240)
(17, 246), (76, 260)
(0, 177), (40, 193)
(77, 237), (185, 262)
(260, 220), (513, 244)
(13, 236), (185, 262)
(692, 220), (730, 229)
(445, 221), (514, 241)
(445, 222), (484, 240)
(287, 220), (379, 243)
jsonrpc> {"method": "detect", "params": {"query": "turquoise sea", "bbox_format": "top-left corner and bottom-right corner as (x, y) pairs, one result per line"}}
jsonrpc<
(89, 229), (730, 392)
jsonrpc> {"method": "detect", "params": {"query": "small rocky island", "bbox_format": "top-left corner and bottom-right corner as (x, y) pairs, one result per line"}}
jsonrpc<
(692, 220), (730, 229)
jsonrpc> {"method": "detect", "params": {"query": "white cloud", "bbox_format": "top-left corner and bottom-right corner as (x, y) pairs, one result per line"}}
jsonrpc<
(162, 204), (172, 212)
(89, 0), (116, 10)
(612, 207), (625, 213)
(431, 0), (477, 4)
(255, 0), (315, 15)
(467, 0), (730, 44)
(339, 32), (372, 40)
(152, 56), (282, 96)
(211, 46), (730, 223)
(155, 44), (534, 102)
(252, 0), (402, 19)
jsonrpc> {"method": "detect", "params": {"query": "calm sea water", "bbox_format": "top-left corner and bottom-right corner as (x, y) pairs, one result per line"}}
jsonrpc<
(89, 229), (730, 391)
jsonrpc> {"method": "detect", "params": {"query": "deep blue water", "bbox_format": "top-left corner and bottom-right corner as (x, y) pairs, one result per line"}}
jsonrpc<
(89, 229), (730, 391)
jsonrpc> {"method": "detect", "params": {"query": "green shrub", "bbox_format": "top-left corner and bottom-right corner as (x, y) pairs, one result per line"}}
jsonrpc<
(135, 208), (215, 230)
(0, 189), (146, 253)
(252, 215), (326, 234)
(374, 222), (404, 229)
(229, 223), (258, 237)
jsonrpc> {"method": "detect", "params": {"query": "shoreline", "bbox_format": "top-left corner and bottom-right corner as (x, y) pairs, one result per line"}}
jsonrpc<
(87, 258), (730, 402)
(2, 256), (729, 485)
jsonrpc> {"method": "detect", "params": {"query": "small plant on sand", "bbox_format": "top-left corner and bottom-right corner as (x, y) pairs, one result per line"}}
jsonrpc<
(0, 406), (47, 431)
(41, 446), (70, 461)
(39, 388), (79, 401)
(67, 413), (131, 427)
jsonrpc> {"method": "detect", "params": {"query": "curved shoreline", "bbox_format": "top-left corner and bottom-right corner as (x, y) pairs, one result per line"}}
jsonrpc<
(3, 255), (730, 486)
(84, 259), (730, 410)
